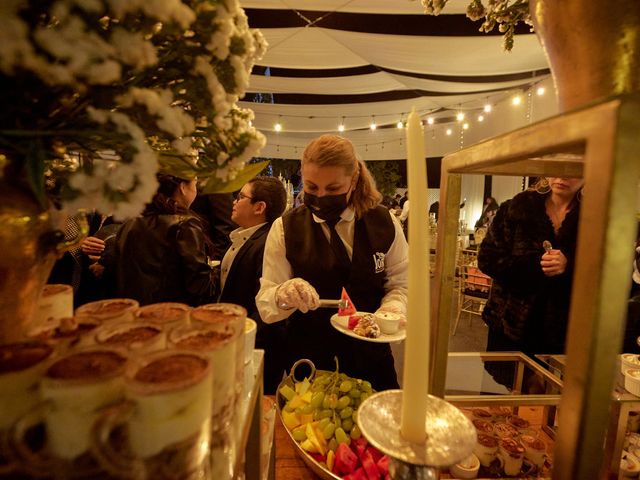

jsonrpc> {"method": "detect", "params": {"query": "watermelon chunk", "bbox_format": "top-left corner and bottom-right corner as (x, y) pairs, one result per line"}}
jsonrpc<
(335, 442), (359, 476)
(376, 455), (389, 476)
(339, 287), (357, 316)
(344, 467), (367, 480)
(348, 315), (362, 330)
(352, 437), (368, 459)
(360, 450), (380, 480)
(367, 445), (383, 463)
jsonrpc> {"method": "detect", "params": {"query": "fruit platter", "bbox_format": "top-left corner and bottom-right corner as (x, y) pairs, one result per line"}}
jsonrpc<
(276, 359), (392, 480)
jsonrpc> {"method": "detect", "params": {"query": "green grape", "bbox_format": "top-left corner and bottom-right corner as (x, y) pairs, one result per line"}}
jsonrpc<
(292, 425), (307, 442)
(335, 427), (350, 445)
(350, 425), (362, 440)
(360, 392), (370, 403)
(336, 395), (351, 410)
(348, 388), (361, 399)
(339, 373), (348, 381)
(351, 410), (358, 422)
(322, 422), (336, 440)
(341, 418), (353, 432)
(301, 403), (314, 414)
(328, 438), (338, 452)
(316, 409), (333, 420)
(361, 381), (373, 393)
(310, 391), (324, 409)
(333, 417), (341, 429)
(323, 393), (338, 409)
(339, 406), (353, 419)
(318, 417), (331, 430)
(339, 380), (353, 393)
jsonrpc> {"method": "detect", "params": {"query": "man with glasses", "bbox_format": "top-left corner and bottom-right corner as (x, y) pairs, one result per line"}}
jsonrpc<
(219, 176), (287, 393)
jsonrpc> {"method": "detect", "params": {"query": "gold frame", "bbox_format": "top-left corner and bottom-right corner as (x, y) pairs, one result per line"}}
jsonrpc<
(431, 94), (640, 479)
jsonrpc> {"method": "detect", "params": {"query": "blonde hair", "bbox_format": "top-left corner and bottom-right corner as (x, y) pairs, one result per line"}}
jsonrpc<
(302, 135), (382, 218)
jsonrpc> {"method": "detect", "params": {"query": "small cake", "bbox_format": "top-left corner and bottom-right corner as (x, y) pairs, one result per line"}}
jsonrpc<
(352, 314), (380, 338)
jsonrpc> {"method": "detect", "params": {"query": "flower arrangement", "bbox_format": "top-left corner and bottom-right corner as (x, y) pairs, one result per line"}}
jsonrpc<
(0, 0), (267, 218)
(421, 0), (531, 51)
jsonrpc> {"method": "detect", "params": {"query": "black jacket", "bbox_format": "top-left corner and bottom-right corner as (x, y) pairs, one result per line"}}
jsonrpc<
(478, 190), (579, 354)
(220, 223), (286, 393)
(108, 213), (216, 306)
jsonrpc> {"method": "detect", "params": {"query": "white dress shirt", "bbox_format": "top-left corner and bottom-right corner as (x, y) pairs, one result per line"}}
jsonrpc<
(220, 223), (267, 291)
(256, 207), (408, 324)
(399, 199), (410, 222)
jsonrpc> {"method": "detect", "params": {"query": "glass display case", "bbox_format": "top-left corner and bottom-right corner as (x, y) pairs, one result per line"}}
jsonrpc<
(431, 93), (640, 479)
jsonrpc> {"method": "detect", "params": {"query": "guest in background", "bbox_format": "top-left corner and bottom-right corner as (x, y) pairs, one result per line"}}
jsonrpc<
(399, 191), (408, 208)
(429, 201), (440, 223)
(105, 174), (216, 306)
(479, 177), (582, 358)
(475, 196), (499, 229)
(219, 176), (287, 393)
(256, 134), (408, 391)
(191, 192), (237, 260)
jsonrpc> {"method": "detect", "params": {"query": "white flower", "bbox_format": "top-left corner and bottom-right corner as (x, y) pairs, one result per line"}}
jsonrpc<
(111, 29), (158, 69)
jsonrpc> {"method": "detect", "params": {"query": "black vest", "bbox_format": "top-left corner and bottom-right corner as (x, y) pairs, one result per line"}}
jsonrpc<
(282, 205), (399, 390)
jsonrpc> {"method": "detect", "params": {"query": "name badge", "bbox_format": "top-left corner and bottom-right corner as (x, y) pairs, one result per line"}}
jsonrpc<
(373, 252), (385, 273)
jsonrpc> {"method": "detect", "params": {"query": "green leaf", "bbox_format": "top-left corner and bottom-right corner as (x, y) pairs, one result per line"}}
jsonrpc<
(157, 153), (200, 180)
(25, 140), (47, 209)
(200, 160), (270, 194)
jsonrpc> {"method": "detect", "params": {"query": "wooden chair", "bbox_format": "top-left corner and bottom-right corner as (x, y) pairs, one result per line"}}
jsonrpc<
(452, 264), (492, 335)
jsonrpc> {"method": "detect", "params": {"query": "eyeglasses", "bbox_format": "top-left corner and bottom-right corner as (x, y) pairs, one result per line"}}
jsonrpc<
(235, 191), (253, 202)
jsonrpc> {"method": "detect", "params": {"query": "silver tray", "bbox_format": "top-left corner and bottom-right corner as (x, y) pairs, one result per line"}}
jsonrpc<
(275, 359), (349, 480)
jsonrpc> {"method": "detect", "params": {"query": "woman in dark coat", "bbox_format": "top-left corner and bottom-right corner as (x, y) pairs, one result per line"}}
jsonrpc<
(478, 177), (583, 357)
(106, 174), (216, 306)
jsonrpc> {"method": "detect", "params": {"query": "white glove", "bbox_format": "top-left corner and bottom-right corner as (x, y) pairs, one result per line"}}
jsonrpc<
(276, 278), (320, 313)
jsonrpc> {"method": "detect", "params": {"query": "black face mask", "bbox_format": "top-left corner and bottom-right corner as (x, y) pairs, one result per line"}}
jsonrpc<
(303, 191), (348, 222)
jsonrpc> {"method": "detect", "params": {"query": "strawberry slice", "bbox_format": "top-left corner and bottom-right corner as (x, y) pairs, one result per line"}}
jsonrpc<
(348, 315), (362, 330)
(338, 287), (357, 316)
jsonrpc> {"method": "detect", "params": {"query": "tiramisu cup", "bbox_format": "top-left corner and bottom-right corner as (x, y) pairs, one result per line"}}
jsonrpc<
(75, 298), (139, 324)
(473, 433), (498, 467)
(497, 437), (525, 476)
(40, 349), (127, 460)
(27, 316), (100, 352)
(521, 434), (547, 469)
(94, 322), (165, 355)
(92, 350), (212, 480)
(33, 284), (73, 326)
(134, 303), (191, 330)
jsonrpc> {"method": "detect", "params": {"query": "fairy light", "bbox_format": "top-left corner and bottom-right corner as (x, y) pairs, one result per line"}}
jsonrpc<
(483, 104), (492, 113)
(537, 86), (546, 96)
(446, 128), (452, 136)
(427, 117), (434, 125)
(338, 123), (345, 132)
(274, 115), (282, 132)
(370, 116), (377, 130)
(396, 121), (403, 129)
(463, 123), (469, 130)
(477, 115), (484, 122)
(512, 94), (522, 106)
(456, 112), (465, 122)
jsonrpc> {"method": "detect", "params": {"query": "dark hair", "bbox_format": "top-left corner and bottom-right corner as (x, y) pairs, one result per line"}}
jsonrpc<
(144, 174), (191, 215)
(247, 176), (287, 223)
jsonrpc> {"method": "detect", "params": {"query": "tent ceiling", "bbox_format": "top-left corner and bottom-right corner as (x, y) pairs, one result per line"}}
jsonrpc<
(241, 1), (552, 157)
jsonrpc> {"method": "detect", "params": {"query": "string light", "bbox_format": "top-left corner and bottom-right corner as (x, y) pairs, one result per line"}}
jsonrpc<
(370, 116), (377, 131)
(396, 120), (403, 129)
(462, 123), (469, 130)
(511, 94), (522, 106)
(483, 104), (492, 113)
(477, 115), (484, 122)
(456, 112), (465, 122)
(536, 86), (546, 96)
(446, 128), (452, 136)
(338, 117), (345, 132)
(427, 117), (434, 125)
(274, 115), (282, 132)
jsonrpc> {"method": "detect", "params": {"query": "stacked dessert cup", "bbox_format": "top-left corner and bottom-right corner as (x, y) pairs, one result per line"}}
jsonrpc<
(0, 285), (249, 480)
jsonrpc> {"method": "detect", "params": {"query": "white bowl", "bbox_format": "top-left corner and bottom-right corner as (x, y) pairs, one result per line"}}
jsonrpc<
(449, 453), (480, 479)
(374, 311), (402, 335)
(244, 318), (257, 365)
(622, 354), (640, 374)
(625, 368), (640, 397)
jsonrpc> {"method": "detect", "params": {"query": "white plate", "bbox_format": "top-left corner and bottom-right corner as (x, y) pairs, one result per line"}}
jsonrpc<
(330, 312), (406, 343)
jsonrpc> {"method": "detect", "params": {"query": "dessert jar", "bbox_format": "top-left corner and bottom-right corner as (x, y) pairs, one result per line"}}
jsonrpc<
(75, 298), (139, 324)
(33, 284), (73, 326)
(0, 342), (54, 476)
(134, 302), (191, 331)
(94, 321), (166, 355)
(13, 348), (128, 479)
(92, 350), (213, 480)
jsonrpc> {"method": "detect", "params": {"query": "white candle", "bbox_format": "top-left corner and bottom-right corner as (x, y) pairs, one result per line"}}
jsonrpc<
(400, 108), (430, 444)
